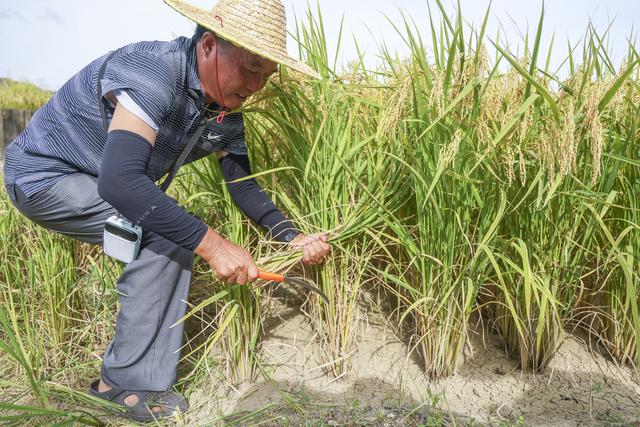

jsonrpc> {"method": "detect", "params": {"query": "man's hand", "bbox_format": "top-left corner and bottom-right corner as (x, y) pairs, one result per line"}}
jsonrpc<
(195, 228), (258, 285)
(290, 233), (331, 265)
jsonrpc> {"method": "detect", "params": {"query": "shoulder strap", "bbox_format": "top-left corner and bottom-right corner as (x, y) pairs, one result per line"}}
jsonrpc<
(97, 51), (208, 194)
(96, 50), (118, 131)
(159, 113), (208, 192)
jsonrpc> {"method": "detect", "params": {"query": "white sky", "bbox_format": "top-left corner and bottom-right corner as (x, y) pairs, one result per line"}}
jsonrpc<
(0, 0), (637, 90)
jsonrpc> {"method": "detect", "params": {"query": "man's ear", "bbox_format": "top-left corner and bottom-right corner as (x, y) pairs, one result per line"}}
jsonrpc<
(200, 32), (216, 57)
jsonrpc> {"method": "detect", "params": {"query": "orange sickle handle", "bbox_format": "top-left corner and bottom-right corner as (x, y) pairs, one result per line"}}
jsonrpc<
(258, 270), (285, 283)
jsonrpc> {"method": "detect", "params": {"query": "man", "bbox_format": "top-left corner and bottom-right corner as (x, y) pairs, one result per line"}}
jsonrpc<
(2, 0), (330, 421)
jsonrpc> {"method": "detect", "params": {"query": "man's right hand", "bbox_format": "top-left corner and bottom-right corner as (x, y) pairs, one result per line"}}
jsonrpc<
(194, 228), (258, 285)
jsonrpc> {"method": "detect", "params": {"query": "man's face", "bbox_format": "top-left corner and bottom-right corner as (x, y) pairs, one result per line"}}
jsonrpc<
(198, 32), (277, 110)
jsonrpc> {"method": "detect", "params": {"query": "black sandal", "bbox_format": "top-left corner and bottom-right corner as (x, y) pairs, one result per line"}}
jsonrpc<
(89, 379), (188, 422)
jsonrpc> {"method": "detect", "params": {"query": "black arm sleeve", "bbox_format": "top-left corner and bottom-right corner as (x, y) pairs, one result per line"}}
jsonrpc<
(97, 130), (208, 251)
(219, 153), (299, 242)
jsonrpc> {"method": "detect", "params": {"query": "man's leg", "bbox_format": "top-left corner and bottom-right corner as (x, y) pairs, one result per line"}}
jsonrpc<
(9, 173), (194, 391)
(101, 231), (193, 391)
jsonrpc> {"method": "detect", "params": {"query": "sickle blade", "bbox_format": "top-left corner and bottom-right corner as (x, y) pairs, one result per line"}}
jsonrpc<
(284, 276), (329, 304)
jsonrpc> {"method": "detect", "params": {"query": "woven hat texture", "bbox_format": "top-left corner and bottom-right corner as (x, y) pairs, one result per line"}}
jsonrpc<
(164, 0), (320, 79)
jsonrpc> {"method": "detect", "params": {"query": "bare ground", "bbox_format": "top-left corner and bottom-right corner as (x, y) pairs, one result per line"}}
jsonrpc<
(186, 288), (640, 426)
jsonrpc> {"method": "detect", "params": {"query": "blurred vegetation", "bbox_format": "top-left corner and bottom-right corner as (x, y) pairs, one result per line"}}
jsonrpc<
(0, 78), (52, 110)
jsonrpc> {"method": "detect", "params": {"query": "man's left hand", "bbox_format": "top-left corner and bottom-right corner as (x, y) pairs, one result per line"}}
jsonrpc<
(290, 233), (331, 265)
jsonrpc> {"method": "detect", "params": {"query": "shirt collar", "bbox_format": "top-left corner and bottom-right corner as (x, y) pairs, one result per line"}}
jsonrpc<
(186, 37), (203, 93)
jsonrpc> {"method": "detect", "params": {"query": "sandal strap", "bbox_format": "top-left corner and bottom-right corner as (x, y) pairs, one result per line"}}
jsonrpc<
(89, 379), (126, 401)
(88, 380), (187, 421)
(148, 390), (189, 411)
(121, 390), (188, 420)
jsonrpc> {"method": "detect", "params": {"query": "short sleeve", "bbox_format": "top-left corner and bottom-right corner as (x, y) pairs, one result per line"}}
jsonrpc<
(113, 90), (159, 131)
(99, 50), (181, 127)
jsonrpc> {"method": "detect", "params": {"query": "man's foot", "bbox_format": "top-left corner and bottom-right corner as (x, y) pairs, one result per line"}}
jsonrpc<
(90, 378), (188, 422)
(99, 379), (161, 410)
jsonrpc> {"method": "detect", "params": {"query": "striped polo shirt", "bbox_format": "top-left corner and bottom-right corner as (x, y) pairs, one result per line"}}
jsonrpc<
(3, 35), (246, 201)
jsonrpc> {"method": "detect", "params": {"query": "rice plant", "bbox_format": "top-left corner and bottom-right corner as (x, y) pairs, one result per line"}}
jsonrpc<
(172, 157), (260, 383)
(580, 53), (640, 365)
(233, 6), (409, 376)
(0, 181), (121, 423)
(245, 82), (403, 375)
(0, 191), (78, 398)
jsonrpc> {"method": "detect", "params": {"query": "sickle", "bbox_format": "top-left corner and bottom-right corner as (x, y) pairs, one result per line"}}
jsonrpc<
(258, 270), (329, 304)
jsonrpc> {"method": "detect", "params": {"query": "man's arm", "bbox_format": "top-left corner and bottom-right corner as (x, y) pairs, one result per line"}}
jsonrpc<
(98, 103), (208, 250)
(98, 103), (258, 284)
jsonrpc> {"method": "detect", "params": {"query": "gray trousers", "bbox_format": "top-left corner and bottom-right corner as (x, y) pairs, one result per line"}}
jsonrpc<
(5, 173), (194, 391)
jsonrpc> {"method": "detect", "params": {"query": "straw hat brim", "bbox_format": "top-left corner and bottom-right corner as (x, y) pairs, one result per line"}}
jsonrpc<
(164, 0), (320, 79)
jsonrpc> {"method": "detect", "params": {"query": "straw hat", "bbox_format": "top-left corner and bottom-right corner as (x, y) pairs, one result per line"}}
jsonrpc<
(164, 0), (320, 79)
